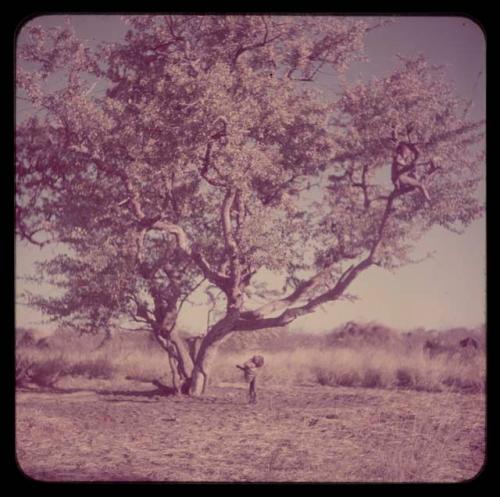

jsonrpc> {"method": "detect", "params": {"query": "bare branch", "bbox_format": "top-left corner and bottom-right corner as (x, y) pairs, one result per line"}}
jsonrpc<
(234, 257), (372, 331)
(177, 277), (206, 315)
(238, 267), (330, 321)
(351, 162), (371, 208)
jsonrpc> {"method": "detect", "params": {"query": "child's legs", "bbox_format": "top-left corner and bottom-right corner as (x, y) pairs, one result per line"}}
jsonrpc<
(249, 377), (257, 402)
(398, 174), (431, 200)
(398, 174), (420, 188)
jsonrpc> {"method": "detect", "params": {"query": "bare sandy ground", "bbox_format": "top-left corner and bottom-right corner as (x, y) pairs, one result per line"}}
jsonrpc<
(16, 380), (485, 482)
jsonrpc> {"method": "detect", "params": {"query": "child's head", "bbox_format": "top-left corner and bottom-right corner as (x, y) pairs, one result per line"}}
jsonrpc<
(252, 355), (264, 367)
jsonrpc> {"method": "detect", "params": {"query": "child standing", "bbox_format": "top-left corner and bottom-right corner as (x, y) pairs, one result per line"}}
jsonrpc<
(236, 355), (265, 404)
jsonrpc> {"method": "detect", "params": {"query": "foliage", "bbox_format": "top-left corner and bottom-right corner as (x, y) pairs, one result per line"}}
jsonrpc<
(16, 16), (485, 394)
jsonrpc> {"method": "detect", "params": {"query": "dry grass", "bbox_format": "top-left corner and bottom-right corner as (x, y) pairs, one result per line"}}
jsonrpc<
(16, 384), (485, 482)
(213, 346), (485, 394)
(16, 335), (169, 386)
(16, 325), (485, 395)
(15, 325), (486, 482)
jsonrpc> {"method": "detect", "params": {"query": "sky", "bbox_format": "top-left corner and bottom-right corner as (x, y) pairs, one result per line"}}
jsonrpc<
(15, 15), (486, 334)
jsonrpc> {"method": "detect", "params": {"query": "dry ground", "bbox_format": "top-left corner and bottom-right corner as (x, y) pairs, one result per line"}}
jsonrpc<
(16, 379), (485, 482)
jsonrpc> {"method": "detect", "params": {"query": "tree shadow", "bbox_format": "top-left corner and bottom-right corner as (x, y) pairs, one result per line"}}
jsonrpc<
(16, 382), (178, 398)
(101, 396), (163, 403)
(96, 387), (176, 398)
(17, 385), (86, 395)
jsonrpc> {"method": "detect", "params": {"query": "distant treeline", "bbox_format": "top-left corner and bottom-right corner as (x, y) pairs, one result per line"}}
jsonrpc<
(16, 322), (486, 353)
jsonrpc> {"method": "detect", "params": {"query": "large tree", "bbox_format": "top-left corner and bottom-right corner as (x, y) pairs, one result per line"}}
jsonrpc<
(16, 15), (485, 395)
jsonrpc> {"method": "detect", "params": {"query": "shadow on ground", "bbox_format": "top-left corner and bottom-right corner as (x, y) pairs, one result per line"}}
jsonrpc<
(16, 384), (174, 399)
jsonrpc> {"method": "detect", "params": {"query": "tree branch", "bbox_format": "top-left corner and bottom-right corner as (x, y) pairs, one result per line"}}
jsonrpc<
(238, 267), (330, 321)
(200, 142), (227, 187)
(177, 277), (206, 315)
(221, 188), (243, 304)
(238, 182), (401, 324)
(351, 162), (371, 208)
(230, 16), (280, 69)
(234, 257), (372, 331)
(150, 219), (230, 288)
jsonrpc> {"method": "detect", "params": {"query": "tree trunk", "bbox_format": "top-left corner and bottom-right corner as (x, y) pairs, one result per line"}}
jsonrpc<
(153, 327), (194, 394)
(189, 368), (206, 397)
(189, 339), (219, 396)
(188, 309), (241, 396)
(155, 323), (229, 396)
(169, 328), (195, 380)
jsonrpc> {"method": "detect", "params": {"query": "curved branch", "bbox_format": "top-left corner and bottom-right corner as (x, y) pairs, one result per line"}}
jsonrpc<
(150, 219), (230, 288)
(234, 258), (372, 331)
(238, 269), (327, 321)
(239, 185), (400, 324)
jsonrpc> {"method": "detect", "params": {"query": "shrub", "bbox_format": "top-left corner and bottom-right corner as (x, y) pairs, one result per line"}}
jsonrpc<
(66, 357), (115, 379)
(442, 375), (482, 394)
(336, 371), (361, 387)
(16, 355), (35, 387)
(396, 368), (414, 388)
(362, 369), (383, 388)
(314, 367), (335, 386)
(29, 357), (67, 388)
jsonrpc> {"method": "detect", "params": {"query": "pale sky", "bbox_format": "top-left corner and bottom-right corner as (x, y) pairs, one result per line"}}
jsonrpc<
(15, 15), (486, 333)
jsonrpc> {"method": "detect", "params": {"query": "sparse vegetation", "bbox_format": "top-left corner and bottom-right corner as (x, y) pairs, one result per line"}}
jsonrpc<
(16, 355), (35, 387)
(16, 382), (485, 482)
(15, 328), (169, 389)
(65, 358), (116, 380)
(15, 14), (485, 482)
(16, 323), (484, 395)
(29, 357), (67, 388)
(212, 323), (485, 395)
(15, 322), (485, 482)
(212, 346), (484, 394)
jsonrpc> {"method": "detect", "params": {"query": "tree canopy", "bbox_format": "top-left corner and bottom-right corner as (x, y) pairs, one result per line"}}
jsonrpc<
(16, 15), (485, 394)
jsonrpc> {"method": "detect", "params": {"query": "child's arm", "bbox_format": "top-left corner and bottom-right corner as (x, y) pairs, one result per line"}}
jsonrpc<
(236, 364), (246, 370)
